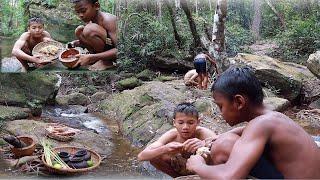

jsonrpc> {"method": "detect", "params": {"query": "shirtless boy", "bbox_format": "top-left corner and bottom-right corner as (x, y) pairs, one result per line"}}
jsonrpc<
(186, 66), (320, 179)
(12, 17), (52, 71)
(69, 0), (117, 71)
(184, 69), (198, 87)
(193, 52), (218, 90)
(138, 103), (216, 178)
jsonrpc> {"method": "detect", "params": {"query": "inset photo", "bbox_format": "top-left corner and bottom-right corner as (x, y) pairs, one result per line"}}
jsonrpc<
(1, 0), (117, 72)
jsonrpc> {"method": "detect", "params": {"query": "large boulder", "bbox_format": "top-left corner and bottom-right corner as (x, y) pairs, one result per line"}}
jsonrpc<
(306, 51), (320, 78)
(4, 120), (113, 155)
(0, 73), (60, 114)
(229, 53), (315, 102)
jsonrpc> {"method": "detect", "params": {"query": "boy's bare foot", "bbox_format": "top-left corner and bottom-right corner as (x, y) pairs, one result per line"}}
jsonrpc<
(88, 60), (115, 71)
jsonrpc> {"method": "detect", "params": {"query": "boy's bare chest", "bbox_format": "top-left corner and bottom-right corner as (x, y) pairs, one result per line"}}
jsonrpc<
(27, 38), (42, 50)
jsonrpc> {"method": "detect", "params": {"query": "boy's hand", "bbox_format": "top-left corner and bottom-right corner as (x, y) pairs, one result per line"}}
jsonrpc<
(31, 55), (43, 64)
(186, 154), (206, 172)
(183, 138), (205, 153)
(75, 54), (92, 66)
(165, 142), (183, 154)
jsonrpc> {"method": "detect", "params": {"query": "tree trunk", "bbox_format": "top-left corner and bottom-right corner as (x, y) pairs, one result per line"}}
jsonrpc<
(210, 0), (228, 72)
(252, 0), (262, 41)
(180, 0), (202, 48)
(264, 0), (286, 29)
(165, 0), (182, 48)
(157, 0), (162, 20)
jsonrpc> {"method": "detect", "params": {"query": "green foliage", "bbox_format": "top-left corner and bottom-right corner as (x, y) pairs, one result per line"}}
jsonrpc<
(275, 18), (320, 62)
(100, 0), (115, 14)
(0, 0), (27, 36)
(225, 22), (254, 56)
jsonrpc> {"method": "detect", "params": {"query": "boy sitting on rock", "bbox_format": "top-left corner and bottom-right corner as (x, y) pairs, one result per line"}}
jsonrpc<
(68, 0), (117, 71)
(186, 66), (320, 179)
(12, 17), (53, 72)
(138, 103), (216, 178)
(184, 69), (198, 87)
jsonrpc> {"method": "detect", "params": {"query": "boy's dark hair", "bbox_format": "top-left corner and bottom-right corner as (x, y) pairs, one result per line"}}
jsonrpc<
(70, 0), (98, 4)
(173, 103), (199, 119)
(211, 65), (264, 105)
(28, 17), (44, 27)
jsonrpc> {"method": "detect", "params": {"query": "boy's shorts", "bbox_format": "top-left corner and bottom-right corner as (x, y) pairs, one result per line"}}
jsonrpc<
(194, 58), (206, 74)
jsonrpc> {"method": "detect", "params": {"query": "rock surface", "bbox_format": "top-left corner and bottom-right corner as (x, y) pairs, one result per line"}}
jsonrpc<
(229, 53), (315, 101)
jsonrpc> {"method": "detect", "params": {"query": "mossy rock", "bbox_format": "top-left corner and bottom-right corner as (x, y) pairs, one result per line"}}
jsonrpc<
(0, 106), (30, 121)
(156, 76), (178, 82)
(0, 73), (59, 109)
(136, 69), (156, 81)
(115, 77), (142, 91)
(56, 92), (89, 106)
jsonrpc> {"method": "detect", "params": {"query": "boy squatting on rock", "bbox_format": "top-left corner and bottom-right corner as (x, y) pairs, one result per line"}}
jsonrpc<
(138, 103), (217, 178)
(12, 17), (53, 72)
(186, 66), (320, 179)
(68, 0), (117, 71)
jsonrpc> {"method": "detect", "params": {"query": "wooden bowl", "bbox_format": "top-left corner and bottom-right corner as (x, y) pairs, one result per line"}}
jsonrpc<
(59, 49), (80, 69)
(11, 136), (36, 158)
(42, 146), (101, 175)
(32, 41), (64, 62)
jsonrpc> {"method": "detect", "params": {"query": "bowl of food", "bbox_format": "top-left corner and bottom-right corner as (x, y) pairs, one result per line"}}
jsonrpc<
(32, 41), (64, 62)
(10, 136), (36, 158)
(42, 146), (101, 175)
(59, 48), (80, 69)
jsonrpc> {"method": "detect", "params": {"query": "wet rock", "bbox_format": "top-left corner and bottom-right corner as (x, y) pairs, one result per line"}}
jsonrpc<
(264, 97), (290, 112)
(306, 51), (320, 78)
(136, 69), (156, 81)
(90, 92), (109, 103)
(4, 120), (113, 155)
(229, 53), (315, 102)
(0, 73), (60, 114)
(115, 77), (142, 91)
(56, 92), (89, 106)
(0, 106), (30, 121)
